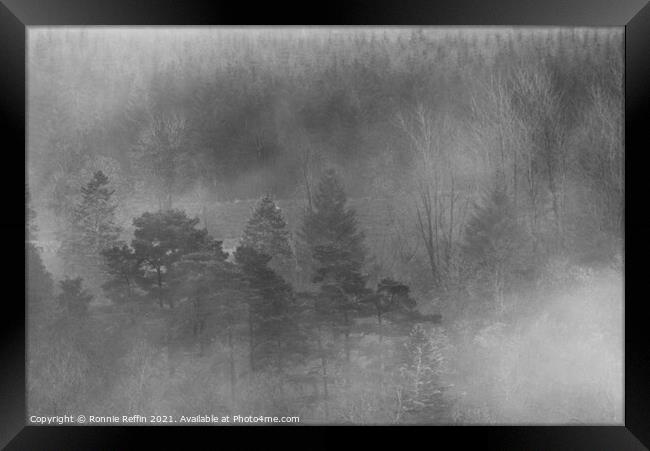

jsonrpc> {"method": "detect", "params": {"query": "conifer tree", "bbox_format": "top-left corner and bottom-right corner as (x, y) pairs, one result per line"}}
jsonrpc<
(397, 324), (451, 423)
(361, 278), (441, 385)
(26, 187), (54, 319)
(180, 248), (246, 403)
(100, 242), (143, 305)
(171, 242), (245, 399)
(371, 278), (417, 325)
(131, 209), (215, 308)
(26, 190), (57, 410)
(58, 171), (121, 286)
(235, 246), (309, 378)
(300, 169), (367, 366)
(240, 194), (294, 281)
(241, 195), (293, 259)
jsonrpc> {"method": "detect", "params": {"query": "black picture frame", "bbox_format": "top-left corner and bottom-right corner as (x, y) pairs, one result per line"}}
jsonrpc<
(2, 0), (648, 448)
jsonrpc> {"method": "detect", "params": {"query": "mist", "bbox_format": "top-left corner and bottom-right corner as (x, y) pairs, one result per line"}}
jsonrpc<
(27, 27), (623, 425)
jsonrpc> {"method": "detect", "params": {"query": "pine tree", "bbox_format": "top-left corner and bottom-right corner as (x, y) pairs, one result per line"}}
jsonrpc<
(397, 324), (451, 424)
(462, 183), (528, 313)
(240, 194), (294, 280)
(241, 195), (293, 258)
(373, 278), (417, 322)
(235, 246), (309, 379)
(170, 242), (231, 343)
(131, 209), (216, 308)
(58, 171), (121, 286)
(361, 279), (418, 347)
(361, 278), (441, 385)
(100, 242), (143, 305)
(300, 169), (367, 367)
(27, 187), (54, 320)
(174, 246), (246, 403)
(169, 241), (244, 397)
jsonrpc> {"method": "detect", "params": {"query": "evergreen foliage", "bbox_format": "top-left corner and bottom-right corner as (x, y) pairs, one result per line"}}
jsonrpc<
(235, 246), (309, 375)
(398, 324), (451, 423)
(58, 171), (121, 284)
(171, 246), (242, 352)
(302, 170), (366, 293)
(131, 209), (218, 308)
(374, 278), (417, 318)
(241, 194), (294, 279)
(241, 195), (293, 259)
(100, 242), (143, 304)
(300, 169), (369, 366)
(25, 29), (623, 424)
(26, 187), (54, 312)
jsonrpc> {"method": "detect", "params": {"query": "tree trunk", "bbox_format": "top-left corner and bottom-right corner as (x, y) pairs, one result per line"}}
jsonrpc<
(494, 268), (505, 315)
(228, 327), (236, 407)
(317, 323), (329, 421)
(343, 310), (351, 364)
(416, 191), (439, 289)
(156, 267), (163, 308)
(276, 338), (285, 397)
(377, 307), (384, 389)
(202, 205), (209, 231)
(447, 174), (455, 269)
(317, 324), (329, 397)
(512, 148), (518, 212)
(248, 305), (255, 376)
(303, 169), (313, 213)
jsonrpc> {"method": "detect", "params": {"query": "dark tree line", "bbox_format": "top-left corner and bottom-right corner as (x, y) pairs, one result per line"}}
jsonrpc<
(32, 29), (622, 321)
(30, 168), (453, 421)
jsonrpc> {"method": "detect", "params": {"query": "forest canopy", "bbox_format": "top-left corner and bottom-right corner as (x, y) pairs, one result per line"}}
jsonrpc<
(28, 28), (621, 201)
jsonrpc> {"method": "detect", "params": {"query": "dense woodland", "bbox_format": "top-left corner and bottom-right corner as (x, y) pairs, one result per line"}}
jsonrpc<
(27, 28), (623, 424)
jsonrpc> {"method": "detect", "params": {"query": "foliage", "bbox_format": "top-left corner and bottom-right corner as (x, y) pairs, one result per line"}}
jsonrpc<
(240, 194), (295, 280)
(131, 209), (219, 307)
(300, 169), (370, 372)
(100, 242), (144, 304)
(170, 247), (242, 348)
(375, 278), (417, 317)
(241, 195), (293, 259)
(235, 246), (310, 374)
(301, 170), (368, 317)
(29, 29), (623, 202)
(26, 29), (623, 425)
(397, 325), (452, 423)
(57, 171), (121, 286)
(27, 192), (56, 336)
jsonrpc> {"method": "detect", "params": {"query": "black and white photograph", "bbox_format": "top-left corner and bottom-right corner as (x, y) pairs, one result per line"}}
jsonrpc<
(26, 26), (624, 426)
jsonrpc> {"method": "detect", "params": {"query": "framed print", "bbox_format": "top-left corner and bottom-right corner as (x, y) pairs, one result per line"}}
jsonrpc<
(2, 0), (648, 448)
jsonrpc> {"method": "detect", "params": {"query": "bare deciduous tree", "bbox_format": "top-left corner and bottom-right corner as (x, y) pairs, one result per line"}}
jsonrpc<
(396, 104), (465, 289)
(135, 107), (189, 210)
